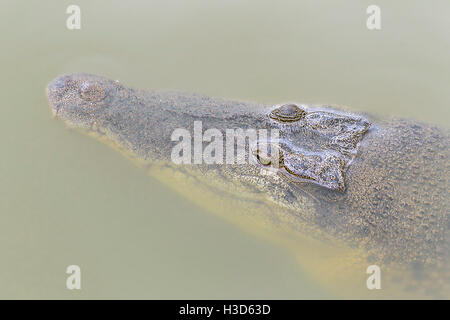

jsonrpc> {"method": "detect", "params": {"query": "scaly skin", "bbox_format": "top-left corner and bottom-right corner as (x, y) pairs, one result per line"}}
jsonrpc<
(46, 73), (449, 298)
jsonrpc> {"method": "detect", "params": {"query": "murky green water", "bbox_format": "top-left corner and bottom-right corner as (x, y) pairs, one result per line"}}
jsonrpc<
(1, 1), (449, 299)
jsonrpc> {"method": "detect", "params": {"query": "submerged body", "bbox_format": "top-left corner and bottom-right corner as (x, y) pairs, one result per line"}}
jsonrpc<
(47, 73), (449, 298)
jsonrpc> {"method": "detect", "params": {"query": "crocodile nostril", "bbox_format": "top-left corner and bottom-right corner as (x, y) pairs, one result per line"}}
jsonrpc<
(79, 81), (106, 102)
(269, 103), (306, 122)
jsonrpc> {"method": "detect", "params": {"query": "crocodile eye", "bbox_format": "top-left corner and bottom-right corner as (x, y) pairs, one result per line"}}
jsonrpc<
(269, 104), (306, 122)
(79, 81), (106, 102)
(257, 154), (272, 166)
(252, 143), (282, 168)
(252, 147), (271, 166)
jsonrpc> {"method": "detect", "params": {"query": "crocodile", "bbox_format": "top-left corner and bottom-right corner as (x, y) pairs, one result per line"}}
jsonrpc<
(46, 73), (449, 298)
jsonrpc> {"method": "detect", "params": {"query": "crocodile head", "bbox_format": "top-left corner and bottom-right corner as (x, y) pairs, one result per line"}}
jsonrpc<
(47, 73), (370, 196)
